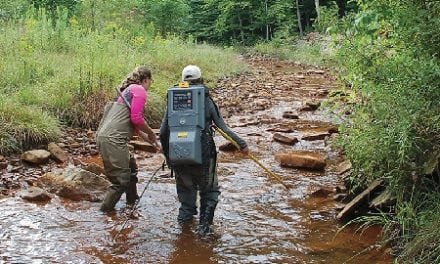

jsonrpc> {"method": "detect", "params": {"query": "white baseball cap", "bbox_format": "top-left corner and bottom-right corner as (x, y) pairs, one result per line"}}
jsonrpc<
(182, 65), (202, 81)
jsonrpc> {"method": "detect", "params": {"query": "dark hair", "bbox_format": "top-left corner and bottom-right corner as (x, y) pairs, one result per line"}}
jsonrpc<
(119, 66), (152, 91)
(188, 78), (204, 84)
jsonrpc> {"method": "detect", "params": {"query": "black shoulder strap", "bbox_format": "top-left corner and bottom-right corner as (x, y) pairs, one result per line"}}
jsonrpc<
(207, 94), (221, 118)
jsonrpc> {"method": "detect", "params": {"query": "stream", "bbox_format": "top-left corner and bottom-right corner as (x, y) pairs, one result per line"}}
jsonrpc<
(0, 58), (393, 264)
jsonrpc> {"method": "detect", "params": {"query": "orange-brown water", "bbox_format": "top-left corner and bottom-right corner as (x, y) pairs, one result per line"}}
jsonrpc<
(0, 160), (393, 263)
(0, 59), (393, 263)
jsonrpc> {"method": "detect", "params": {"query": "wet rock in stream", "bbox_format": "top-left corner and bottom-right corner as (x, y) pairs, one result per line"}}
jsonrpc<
(37, 167), (110, 202)
(18, 186), (51, 202)
(272, 133), (298, 145)
(48, 142), (69, 163)
(275, 150), (327, 171)
(21, 149), (51, 165)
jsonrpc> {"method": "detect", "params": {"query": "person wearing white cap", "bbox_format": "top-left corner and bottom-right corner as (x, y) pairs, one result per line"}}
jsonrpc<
(160, 65), (249, 235)
(181, 65), (202, 81)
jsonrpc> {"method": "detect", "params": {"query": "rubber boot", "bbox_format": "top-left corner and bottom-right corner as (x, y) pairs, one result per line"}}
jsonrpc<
(125, 181), (139, 205)
(197, 203), (216, 236)
(100, 188), (123, 212)
(126, 155), (139, 205)
(177, 206), (197, 225)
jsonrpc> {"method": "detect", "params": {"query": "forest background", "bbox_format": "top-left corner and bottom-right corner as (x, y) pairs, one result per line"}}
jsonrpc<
(1, 0), (439, 263)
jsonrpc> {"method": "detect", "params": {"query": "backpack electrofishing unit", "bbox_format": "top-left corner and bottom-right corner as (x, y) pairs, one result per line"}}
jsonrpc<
(166, 82), (206, 165)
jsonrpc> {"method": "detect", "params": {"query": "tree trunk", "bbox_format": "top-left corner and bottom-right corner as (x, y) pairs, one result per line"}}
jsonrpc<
(238, 16), (245, 43)
(265, 0), (269, 41)
(296, 0), (303, 36)
(315, 0), (320, 23)
(336, 0), (347, 18)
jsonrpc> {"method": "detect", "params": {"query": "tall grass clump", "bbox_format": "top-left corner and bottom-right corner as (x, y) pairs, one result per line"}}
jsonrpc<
(0, 96), (60, 154)
(335, 0), (440, 261)
(0, 3), (247, 153)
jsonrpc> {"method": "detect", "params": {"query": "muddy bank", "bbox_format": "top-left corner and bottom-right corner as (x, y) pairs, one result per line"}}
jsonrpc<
(0, 57), (393, 263)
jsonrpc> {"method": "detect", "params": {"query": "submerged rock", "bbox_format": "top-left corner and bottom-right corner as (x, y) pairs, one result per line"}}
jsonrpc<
(273, 133), (298, 145)
(282, 111), (299, 119)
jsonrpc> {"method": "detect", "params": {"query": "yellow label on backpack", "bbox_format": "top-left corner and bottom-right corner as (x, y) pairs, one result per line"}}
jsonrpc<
(178, 81), (190, 88)
(177, 132), (188, 138)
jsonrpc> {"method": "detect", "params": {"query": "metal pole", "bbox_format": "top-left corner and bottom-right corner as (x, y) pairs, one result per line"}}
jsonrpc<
(112, 162), (164, 241)
(213, 126), (290, 189)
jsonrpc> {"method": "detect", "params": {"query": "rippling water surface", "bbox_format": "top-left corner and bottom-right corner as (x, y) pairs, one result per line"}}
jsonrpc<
(0, 61), (393, 263)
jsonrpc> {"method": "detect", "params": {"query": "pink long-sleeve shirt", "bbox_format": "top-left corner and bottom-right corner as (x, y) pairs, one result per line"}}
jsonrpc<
(117, 84), (147, 128)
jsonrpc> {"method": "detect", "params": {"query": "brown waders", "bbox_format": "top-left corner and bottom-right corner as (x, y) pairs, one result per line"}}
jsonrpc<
(96, 102), (138, 212)
(98, 141), (139, 212)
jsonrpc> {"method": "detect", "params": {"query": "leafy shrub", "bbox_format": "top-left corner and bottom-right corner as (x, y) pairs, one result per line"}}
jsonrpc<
(336, 0), (440, 261)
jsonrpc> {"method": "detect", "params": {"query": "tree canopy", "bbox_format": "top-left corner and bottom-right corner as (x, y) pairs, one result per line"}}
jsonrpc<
(1, 0), (351, 44)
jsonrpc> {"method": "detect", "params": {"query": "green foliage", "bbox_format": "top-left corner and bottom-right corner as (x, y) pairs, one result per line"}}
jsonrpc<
(335, 0), (440, 260)
(185, 0), (221, 42)
(29, 0), (78, 12)
(251, 33), (338, 67)
(142, 0), (190, 36)
(0, 96), (60, 154)
(313, 2), (340, 33)
(395, 180), (440, 264)
(0, 2), (247, 153)
(187, 0), (299, 44)
(0, 0), (28, 20)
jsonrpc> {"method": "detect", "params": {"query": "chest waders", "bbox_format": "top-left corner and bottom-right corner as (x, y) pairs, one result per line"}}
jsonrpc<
(97, 88), (139, 212)
(164, 83), (218, 235)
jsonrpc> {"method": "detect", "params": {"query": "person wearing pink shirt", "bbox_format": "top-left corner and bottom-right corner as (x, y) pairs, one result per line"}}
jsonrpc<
(97, 66), (161, 212)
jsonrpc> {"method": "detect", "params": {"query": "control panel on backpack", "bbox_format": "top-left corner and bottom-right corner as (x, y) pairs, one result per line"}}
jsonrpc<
(167, 85), (206, 165)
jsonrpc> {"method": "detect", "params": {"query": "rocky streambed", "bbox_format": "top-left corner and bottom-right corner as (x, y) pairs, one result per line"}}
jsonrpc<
(0, 57), (393, 264)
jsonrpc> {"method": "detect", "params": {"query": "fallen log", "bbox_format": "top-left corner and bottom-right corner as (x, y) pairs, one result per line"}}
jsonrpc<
(337, 179), (383, 220)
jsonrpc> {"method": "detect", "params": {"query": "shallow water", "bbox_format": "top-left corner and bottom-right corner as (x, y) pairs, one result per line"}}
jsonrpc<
(0, 60), (393, 264)
(0, 162), (392, 264)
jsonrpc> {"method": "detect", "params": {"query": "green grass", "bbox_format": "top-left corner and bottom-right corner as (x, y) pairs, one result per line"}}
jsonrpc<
(395, 181), (440, 263)
(0, 7), (247, 154)
(0, 96), (60, 152)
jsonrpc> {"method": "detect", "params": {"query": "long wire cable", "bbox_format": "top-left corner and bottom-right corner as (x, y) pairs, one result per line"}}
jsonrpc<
(112, 162), (164, 241)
